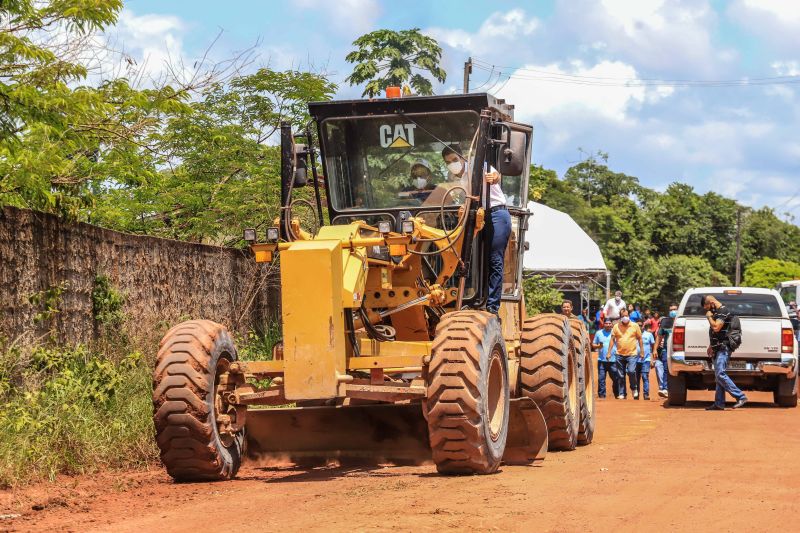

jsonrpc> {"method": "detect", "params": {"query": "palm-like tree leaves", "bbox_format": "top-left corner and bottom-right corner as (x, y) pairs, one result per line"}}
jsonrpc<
(345, 28), (446, 97)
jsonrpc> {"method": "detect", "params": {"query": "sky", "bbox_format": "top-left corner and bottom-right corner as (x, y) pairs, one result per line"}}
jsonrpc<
(115, 0), (800, 221)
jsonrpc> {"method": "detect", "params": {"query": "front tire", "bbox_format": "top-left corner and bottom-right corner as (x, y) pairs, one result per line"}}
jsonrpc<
(153, 320), (244, 481)
(425, 311), (510, 474)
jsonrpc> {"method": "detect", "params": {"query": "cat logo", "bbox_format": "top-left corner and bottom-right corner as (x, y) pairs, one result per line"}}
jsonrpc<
(379, 123), (416, 148)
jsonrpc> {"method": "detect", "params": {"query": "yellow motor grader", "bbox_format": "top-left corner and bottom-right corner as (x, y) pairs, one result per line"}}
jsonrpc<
(152, 92), (595, 480)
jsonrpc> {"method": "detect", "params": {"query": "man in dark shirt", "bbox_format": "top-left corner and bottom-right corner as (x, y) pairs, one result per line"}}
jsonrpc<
(702, 294), (747, 410)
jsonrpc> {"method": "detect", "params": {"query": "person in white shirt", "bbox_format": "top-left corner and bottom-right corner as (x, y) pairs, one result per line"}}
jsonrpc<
(441, 144), (508, 315)
(603, 291), (626, 322)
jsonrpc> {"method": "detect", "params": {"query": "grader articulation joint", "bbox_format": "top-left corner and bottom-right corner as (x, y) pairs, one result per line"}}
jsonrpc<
(152, 92), (596, 481)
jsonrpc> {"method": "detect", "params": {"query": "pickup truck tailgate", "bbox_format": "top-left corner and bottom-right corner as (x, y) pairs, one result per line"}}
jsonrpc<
(683, 317), (783, 359)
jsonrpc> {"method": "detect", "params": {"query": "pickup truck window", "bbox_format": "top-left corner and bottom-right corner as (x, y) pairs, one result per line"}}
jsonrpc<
(683, 293), (783, 318)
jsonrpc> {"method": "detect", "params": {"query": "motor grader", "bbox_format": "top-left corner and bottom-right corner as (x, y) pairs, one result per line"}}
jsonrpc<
(152, 91), (595, 480)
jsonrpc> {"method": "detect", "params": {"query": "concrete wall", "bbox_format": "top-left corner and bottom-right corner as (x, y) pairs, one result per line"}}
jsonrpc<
(0, 206), (276, 350)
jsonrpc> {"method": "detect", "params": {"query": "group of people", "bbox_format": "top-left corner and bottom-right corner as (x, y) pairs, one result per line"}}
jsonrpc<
(572, 291), (678, 401)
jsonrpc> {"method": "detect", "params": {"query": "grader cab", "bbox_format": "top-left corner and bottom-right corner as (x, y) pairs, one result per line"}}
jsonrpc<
(152, 92), (595, 480)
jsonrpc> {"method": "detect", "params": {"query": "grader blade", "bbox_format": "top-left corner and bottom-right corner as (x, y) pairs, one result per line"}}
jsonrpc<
(245, 403), (432, 465)
(502, 397), (548, 465)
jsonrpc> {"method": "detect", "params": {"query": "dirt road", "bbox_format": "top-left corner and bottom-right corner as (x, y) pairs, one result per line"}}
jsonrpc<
(3, 387), (799, 532)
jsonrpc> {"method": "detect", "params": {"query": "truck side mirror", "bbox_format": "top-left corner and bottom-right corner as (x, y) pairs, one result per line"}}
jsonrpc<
(495, 130), (526, 176)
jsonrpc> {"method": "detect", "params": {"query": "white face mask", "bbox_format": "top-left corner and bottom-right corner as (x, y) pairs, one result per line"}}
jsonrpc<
(414, 177), (428, 189)
(615, 297), (621, 303)
(621, 316), (630, 324)
(447, 161), (464, 175)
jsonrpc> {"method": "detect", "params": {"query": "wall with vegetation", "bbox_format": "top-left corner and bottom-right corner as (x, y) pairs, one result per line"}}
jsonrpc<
(0, 206), (275, 349)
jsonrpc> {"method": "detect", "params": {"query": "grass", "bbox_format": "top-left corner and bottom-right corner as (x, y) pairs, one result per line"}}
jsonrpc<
(0, 343), (157, 488)
(0, 320), (281, 488)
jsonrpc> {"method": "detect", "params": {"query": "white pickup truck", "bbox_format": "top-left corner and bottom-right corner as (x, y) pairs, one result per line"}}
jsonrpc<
(667, 287), (798, 407)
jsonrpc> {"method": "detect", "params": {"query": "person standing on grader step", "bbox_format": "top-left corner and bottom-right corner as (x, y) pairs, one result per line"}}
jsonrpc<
(441, 144), (508, 316)
(608, 308), (645, 399)
(702, 294), (748, 410)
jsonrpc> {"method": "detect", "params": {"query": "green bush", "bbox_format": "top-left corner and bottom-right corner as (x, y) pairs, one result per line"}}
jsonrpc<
(0, 345), (157, 487)
(743, 258), (800, 289)
(523, 275), (564, 315)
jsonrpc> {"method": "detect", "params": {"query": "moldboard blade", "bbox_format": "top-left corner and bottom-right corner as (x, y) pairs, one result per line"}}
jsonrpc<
(245, 403), (431, 465)
(502, 397), (548, 465)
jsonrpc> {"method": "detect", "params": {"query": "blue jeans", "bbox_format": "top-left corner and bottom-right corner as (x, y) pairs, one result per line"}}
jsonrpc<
(713, 348), (747, 407)
(486, 208), (511, 314)
(597, 360), (616, 398)
(654, 350), (668, 391)
(616, 355), (638, 397)
(636, 360), (650, 397)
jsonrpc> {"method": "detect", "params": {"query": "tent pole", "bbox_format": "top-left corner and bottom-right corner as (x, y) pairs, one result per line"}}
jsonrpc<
(606, 270), (611, 300)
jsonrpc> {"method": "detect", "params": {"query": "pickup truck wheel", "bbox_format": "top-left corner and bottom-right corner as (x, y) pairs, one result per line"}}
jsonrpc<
(666, 373), (686, 406)
(774, 375), (798, 407)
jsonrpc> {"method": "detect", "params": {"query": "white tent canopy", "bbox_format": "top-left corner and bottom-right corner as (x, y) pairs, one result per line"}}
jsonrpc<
(523, 201), (607, 274)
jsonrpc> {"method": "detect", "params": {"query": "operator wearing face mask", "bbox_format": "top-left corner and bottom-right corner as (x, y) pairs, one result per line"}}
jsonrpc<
(608, 308), (644, 400)
(440, 144), (508, 317)
(399, 159), (435, 203)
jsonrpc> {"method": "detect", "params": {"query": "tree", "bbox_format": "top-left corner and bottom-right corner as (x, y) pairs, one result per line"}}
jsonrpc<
(523, 275), (563, 315)
(563, 151), (641, 207)
(1, 0), (122, 139)
(633, 255), (730, 309)
(90, 68), (336, 243)
(345, 28), (446, 97)
(741, 208), (800, 268)
(743, 258), (800, 289)
(1, 1), (195, 218)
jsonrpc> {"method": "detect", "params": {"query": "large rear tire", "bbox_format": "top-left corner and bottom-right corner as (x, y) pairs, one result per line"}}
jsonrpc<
(425, 311), (510, 474)
(666, 372), (687, 406)
(153, 320), (244, 481)
(519, 314), (579, 451)
(569, 319), (595, 445)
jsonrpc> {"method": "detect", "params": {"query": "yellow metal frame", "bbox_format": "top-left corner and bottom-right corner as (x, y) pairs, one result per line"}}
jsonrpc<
(243, 217), (523, 402)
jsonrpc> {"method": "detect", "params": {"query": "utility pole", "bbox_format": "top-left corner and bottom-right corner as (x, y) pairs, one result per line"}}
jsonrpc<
(735, 208), (742, 286)
(463, 57), (472, 94)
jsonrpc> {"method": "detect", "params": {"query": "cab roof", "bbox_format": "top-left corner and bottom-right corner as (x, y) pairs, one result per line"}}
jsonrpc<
(308, 92), (516, 122)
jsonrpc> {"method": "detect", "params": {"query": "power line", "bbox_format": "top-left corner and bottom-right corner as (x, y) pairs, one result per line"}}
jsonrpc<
(470, 58), (800, 88)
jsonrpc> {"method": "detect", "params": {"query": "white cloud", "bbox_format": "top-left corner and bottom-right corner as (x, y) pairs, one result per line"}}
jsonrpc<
(556, 0), (725, 75)
(729, 1), (800, 51)
(117, 10), (186, 77)
(707, 168), (800, 214)
(426, 9), (539, 53)
(495, 60), (672, 123)
(736, 0), (800, 24)
(772, 61), (800, 77)
(92, 9), (189, 85)
(294, 0), (380, 36)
